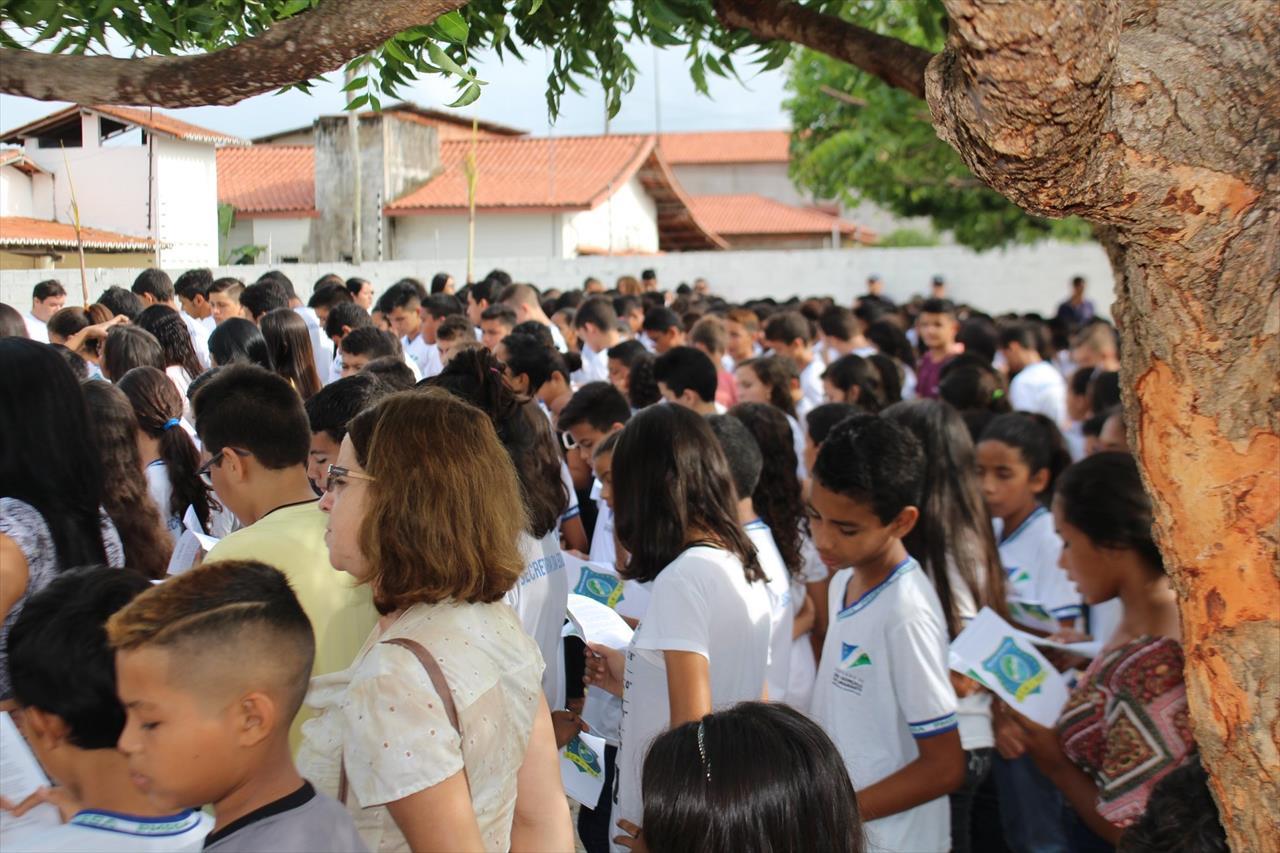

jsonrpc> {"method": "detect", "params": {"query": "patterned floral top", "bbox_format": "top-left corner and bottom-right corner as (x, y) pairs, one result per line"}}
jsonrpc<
(1056, 636), (1194, 827)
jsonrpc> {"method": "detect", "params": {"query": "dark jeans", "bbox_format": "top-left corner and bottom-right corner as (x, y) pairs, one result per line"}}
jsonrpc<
(576, 744), (618, 853)
(992, 754), (1073, 853)
(950, 747), (1005, 853)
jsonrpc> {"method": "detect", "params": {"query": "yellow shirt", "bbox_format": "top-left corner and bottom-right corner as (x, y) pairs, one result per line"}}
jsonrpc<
(206, 500), (377, 749)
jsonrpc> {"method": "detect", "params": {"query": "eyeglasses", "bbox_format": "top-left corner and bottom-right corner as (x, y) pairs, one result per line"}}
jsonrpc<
(198, 447), (251, 484)
(324, 463), (376, 493)
(561, 431), (579, 451)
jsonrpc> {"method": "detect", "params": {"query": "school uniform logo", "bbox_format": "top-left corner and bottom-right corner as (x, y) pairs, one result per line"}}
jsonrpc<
(565, 735), (603, 776)
(982, 637), (1047, 701)
(574, 567), (624, 608)
(1005, 564), (1031, 584)
(839, 642), (872, 669)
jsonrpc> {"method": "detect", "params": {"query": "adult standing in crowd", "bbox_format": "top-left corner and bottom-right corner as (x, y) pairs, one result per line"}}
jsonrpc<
(24, 279), (66, 343)
(1055, 276), (1096, 329)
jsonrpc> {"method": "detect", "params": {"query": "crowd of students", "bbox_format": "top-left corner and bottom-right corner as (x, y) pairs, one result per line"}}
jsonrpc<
(0, 266), (1225, 853)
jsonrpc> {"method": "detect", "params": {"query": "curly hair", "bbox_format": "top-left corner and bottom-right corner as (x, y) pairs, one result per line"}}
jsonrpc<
(728, 403), (805, 576)
(80, 380), (173, 579)
(136, 304), (202, 381)
(738, 356), (798, 419)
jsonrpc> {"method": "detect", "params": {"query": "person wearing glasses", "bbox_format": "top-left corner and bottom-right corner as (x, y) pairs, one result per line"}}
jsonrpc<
(192, 364), (377, 748)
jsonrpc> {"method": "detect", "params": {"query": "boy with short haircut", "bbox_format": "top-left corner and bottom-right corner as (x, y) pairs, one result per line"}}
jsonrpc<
(572, 297), (621, 384)
(689, 314), (738, 408)
(108, 560), (368, 852)
(239, 280), (290, 323)
(4, 567), (215, 851)
(818, 305), (875, 362)
(479, 303), (518, 352)
(193, 365), (376, 745)
(307, 282), (353, 327)
(303, 373), (391, 488)
(434, 314), (476, 364)
(134, 269), (212, 368)
(806, 415), (964, 853)
(339, 327), (402, 378)
(175, 268), (215, 334)
(1001, 321), (1068, 426)
(382, 283), (443, 378)
(208, 278), (246, 325)
(914, 298), (964, 400)
(641, 306), (685, 354)
(724, 307), (762, 369)
(652, 345), (720, 415)
(763, 311), (825, 416)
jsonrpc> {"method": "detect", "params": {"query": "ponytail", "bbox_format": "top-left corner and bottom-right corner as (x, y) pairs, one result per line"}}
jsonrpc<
(979, 412), (1072, 501)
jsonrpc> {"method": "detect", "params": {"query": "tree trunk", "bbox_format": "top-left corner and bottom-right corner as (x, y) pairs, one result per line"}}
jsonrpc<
(927, 2), (1279, 849)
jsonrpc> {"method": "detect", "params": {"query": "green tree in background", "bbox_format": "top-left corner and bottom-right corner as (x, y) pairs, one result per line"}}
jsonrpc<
(785, 0), (1091, 249)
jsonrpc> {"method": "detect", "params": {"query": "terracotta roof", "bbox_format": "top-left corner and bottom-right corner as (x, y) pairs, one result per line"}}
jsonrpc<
(0, 216), (158, 251)
(217, 146), (316, 215)
(253, 102), (526, 144)
(0, 147), (46, 175)
(1, 105), (247, 147)
(659, 130), (791, 165)
(688, 194), (874, 241)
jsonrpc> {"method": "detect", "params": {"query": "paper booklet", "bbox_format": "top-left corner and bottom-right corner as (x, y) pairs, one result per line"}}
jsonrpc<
(565, 594), (635, 651)
(166, 505), (221, 575)
(950, 607), (1071, 727)
(559, 731), (608, 807)
(0, 712), (61, 845)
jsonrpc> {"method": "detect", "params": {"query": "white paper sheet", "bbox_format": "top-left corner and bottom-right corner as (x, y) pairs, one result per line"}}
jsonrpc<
(1006, 598), (1061, 634)
(950, 607), (1070, 728)
(0, 712), (61, 844)
(166, 509), (221, 575)
(559, 731), (608, 807)
(566, 594), (634, 651)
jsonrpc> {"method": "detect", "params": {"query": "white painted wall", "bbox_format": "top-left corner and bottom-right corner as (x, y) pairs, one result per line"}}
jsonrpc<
(24, 144), (152, 238)
(31, 173), (54, 220)
(154, 137), (218, 267)
(564, 176), (659, 255)
(1, 240), (1114, 318)
(253, 218), (312, 263)
(0, 167), (32, 217)
(392, 211), (564, 260)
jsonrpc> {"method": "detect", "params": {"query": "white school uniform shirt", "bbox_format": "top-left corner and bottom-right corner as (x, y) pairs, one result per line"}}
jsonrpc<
(506, 530), (570, 707)
(799, 354), (826, 412)
(22, 311), (48, 342)
(811, 558), (958, 853)
(294, 305), (334, 385)
(1009, 360), (1069, 426)
(746, 519), (793, 703)
(787, 536), (829, 711)
(612, 546), (772, 853)
(403, 334), (443, 379)
(787, 413), (808, 480)
(995, 506), (1082, 627)
(574, 342), (610, 385)
(178, 309), (212, 370)
(4, 809), (213, 852)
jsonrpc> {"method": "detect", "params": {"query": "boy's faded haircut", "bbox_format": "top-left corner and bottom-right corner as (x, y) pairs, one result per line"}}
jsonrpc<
(107, 560), (315, 719)
(812, 414), (924, 524)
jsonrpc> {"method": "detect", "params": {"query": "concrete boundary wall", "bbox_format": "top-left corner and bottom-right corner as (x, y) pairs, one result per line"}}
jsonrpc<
(0, 240), (1113, 318)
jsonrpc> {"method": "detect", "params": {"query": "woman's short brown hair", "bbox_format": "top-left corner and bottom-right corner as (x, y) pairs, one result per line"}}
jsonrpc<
(358, 389), (527, 611)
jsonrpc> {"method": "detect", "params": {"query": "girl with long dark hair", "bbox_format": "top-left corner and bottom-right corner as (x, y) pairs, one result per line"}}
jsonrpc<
(0, 339), (125, 700)
(208, 317), (273, 369)
(583, 404), (772, 852)
(260, 307), (322, 399)
(823, 353), (888, 412)
(136, 304), (203, 397)
(100, 325), (165, 382)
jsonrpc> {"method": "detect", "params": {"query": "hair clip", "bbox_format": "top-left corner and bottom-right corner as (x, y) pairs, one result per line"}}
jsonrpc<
(992, 389), (1005, 400)
(696, 720), (712, 782)
(162, 417), (181, 431)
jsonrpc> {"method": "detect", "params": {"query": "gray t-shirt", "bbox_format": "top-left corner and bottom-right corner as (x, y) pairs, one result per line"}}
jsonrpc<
(203, 782), (367, 853)
(0, 498), (124, 700)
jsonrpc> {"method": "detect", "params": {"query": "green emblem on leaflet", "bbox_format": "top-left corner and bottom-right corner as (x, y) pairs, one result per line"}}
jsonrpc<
(574, 567), (623, 608)
(982, 637), (1046, 701)
(566, 736), (602, 776)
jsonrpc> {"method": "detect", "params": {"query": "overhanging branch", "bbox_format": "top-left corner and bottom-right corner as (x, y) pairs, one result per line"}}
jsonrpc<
(0, 0), (467, 107)
(715, 0), (934, 99)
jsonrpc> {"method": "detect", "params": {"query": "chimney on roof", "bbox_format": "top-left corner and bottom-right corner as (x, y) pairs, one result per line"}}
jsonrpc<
(309, 112), (440, 263)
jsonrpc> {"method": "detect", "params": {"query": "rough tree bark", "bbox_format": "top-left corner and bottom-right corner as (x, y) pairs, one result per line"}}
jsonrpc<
(0, 0), (466, 107)
(722, 1), (1279, 849)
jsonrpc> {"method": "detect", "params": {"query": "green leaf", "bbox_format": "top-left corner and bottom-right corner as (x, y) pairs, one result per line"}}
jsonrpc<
(446, 81), (482, 108)
(345, 93), (370, 111)
(435, 10), (469, 44)
(426, 42), (469, 79)
(341, 75), (367, 92)
(382, 38), (412, 64)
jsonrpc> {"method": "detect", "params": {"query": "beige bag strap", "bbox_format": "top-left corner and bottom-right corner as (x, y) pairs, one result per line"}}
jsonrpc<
(338, 636), (469, 806)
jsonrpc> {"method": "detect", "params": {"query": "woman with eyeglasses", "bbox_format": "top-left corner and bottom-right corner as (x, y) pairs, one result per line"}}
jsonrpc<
(0, 338), (127, 704)
(300, 389), (574, 853)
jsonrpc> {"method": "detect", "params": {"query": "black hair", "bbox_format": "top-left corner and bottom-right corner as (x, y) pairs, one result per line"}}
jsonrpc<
(0, 339), (111, 568)
(426, 348), (567, 538)
(136, 304), (202, 380)
(81, 381), (173, 580)
(957, 314), (1000, 364)
(131, 268), (174, 303)
(979, 412), (1073, 501)
(822, 354), (886, 413)
(654, 346), (718, 404)
(1090, 370), (1122, 414)
(763, 311), (813, 345)
(118, 366), (220, 534)
(919, 297), (957, 317)
(193, 364), (311, 470)
(866, 319), (917, 370)
(500, 333), (556, 394)
(1117, 758), (1225, 853)
(46, 306), (89, 341)
(344, 276), (371, 299)
(308, 282), (353, 311)
(52, 344), (89, 379)
(208, 317), (273, 369)
(806, 402), (863, 445)
(101, 325), (165, 382)
(341, 326), (399, 359)
(938, 355), (1012, 416)
(607, 338), (646, 366)
(97, 286), (144, 321)
(208, 277), (244, 297)
(436, 315), (474, 342)
(728, 403), (805, 574)
(424, 293), (464, 319)
(257, 270), (297, 300)
(641, 702), (864, 853)
(33, 279), (66, 301)
(883, 400), (1008, 637)
(512, 319), (554, 349)
(468, 276), (499, 306)
(8, 567), (152, 749)
(382, 282), (422, 311)
(613, 295), (641, 317)
(641, 268), (657, 281)
(706, 415), (763, 501)
(304, 373), (390, 443)
(626, 351), (662, 409)
(611, 404), (762, 584)
(642, 306), (682, 334)
(174, 268), (213, 301)
(0, 302), (27, 337)
(481, 303), (518, 327)
(324, 301), (373, 339)
(363, 355), (417, 389)
(738, 357), (797, 419)
(813, 415), (924, 524)
(240, 280), (290, 320)
(866, 353), (904, 406)
(558, 381), (633, 432)
(431, 272), (453, 294)
(313, 273), (344, 292)
(260, 307), (322, 400)
(1057, 452), (1162, 572)
(575, 296), (618, 331)
(817, 305), (857, 341)
(999, 320), (1043, 353)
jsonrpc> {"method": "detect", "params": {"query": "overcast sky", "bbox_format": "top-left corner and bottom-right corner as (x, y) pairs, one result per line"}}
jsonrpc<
(0, 42), (791, 140)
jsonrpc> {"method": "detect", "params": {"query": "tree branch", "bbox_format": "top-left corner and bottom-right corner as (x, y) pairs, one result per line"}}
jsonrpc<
(0, 0), (467, 107)
(714, 0), (934, 99)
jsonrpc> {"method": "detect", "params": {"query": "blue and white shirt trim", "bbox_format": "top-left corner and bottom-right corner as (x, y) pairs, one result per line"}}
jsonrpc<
(908, 711), (959, 740)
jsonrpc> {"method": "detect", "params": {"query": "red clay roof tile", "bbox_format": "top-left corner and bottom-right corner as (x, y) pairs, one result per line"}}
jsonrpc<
(688, 194), (868, 238)
(0, 216), (157, 250)
(216, 146), (315, 215)
(659, 130), (790, 164)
